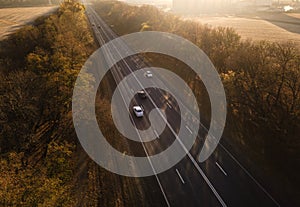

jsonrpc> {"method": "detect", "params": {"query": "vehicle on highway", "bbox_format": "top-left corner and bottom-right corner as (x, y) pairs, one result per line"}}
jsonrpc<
(137, 90), (147, 99)
(133, 106), (144, 117)
(92, 23), (95, 26)
(145, 71), (153, 78)
(98, 25), (101, 28)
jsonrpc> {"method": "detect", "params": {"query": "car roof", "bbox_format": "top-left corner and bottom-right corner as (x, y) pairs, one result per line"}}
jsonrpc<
(133, 106), (142, 110)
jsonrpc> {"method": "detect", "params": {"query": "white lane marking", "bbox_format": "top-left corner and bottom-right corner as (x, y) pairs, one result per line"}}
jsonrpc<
(145, 65), (280, 206)
(185, 126), (193, 134)
(218, 144), (280, 206)
(103, 50), (171, 207)
(187, 152), (227, 207)
(134, 126), (170, 207)
(166, 102), (172, 108)
(130, 88), (134, 93)
(89, 10), (170, 207)
(92, 16), (171, 207)
(153, 129), (159, 138)
(100, 17), (277, 205)
(102, 28), (227, 206)
(91, 9), (224, 206)
(216, 162), (227, 176)
(176, 169), (185, 184)
(154, 79), (280, 205)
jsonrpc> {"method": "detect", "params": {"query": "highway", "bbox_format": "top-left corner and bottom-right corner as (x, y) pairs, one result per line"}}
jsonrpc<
(84, 5), (281, 207)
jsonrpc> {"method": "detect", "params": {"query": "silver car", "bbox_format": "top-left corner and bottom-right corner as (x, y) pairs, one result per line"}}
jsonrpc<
(133, 106), (144, 117)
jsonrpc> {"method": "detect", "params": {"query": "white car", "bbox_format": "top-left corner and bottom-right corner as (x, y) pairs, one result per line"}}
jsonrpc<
(145, 71), (153, 78)
(133, 106), (144, 117)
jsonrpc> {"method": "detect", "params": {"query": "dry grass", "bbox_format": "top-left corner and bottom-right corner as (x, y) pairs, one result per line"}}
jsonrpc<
(0, 6), (57, 39)
(186, 13), (300, 48)
(287, 13), (300, 19)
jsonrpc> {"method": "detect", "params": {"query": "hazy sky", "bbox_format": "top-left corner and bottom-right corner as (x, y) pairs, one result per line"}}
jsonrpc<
(124, 0), (172, 3)
(124, 0), (277, 3)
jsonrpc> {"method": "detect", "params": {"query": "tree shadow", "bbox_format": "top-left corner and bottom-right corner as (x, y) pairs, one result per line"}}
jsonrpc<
(257, 12), (300, 34)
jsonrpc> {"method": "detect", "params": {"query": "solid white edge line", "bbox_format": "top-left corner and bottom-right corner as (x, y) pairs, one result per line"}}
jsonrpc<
(176, 169), (185, 184)
(166, 102), (172, 108)
(140, 54), (280, 206)
(218, 144), (280, 206)
(216, 162), (228, 176)
(105, 26), (227, 206)
(104, 14), (279, 205)
(88, 9), (171, 207)
(153, 129), (159, 138)
(186, 152), (227, 207)
(134, 127), (171, 207)
(185, 126), (193, 134)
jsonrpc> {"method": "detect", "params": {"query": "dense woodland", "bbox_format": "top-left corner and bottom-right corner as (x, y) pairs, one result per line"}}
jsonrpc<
(0, 0), (299, 205)
(0, 1), (163, 206)
(0, 1), (96, 205)
(94, 1), (300, 205)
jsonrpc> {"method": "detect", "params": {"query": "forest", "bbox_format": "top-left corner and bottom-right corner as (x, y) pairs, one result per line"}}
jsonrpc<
(0, 1), (164, 206)
(0, 0), (299, 205)
(93, 1), (300, 204)
(0, 1), (96, 205)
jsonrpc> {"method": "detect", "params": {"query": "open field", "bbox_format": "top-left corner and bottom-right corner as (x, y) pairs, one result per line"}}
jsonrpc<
(0, 6), (57, 39)
(287, 13), (300, 19)
(186, 13), (300, 47)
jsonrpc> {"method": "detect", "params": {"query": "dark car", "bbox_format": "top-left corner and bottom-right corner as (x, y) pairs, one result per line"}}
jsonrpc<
(137, 90), (147, 99)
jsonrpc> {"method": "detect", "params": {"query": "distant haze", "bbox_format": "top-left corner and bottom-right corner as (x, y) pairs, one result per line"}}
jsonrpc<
(123, 0), (296, 12)
(123, 0), (172, 4)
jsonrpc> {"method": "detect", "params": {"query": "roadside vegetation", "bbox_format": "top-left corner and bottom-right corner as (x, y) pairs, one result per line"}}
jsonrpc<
(0, 1), (165, 206)
(0, 1), (95, 205)
(0, 7), (57, 40)
(1, 0), (299, 205)
(94, 1), (300, 205)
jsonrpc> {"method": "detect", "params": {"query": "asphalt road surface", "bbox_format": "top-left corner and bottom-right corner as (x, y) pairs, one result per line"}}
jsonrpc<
(84, 4), (281, 207)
